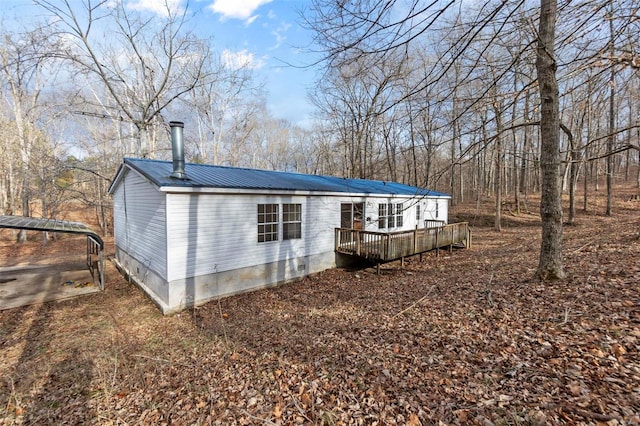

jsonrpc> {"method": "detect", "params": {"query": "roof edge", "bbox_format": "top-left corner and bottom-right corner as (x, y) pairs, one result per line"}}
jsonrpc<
(159, 185), (451, 198)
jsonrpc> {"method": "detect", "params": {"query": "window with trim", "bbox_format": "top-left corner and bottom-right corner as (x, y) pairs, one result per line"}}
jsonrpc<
(282, 204), (302, 240)
(258, 204), (279, 242)
(379, 202), (404, 228)
(435, 201), (439, 218)
(378, 203), (387, 229)
(416, 204), (421, 221)
(388, 203), (395, 228)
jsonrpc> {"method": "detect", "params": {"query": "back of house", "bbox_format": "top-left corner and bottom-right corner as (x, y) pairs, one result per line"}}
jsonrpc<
(108, 122), (451, 314)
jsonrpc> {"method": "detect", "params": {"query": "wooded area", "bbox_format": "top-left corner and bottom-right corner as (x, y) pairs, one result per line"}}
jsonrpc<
(1, 1), (640, 422)
(1, 186), (638, 423)
(1, 0), (639, 272)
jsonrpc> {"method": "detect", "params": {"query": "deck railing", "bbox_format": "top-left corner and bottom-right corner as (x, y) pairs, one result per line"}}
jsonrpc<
(335, 222), (470, 262)
(87, 235), (104, 290)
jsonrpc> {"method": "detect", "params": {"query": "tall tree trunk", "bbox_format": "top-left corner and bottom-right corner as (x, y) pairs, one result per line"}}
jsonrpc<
(536, 0), (565, 280)
(422, 104), (433, 189)
(625, 99), (632, 181)
(450, 96), (458, 205)
(583, 76), (592, 212)
(562, 124), (577, 224)
(606, 0), (615, 216)
(408, 105), (418, 186)
(493, 99), (503, 232)
(637, 127), (640, 189)
(519, 93), (528, 195)
(480, 113), (488, 198)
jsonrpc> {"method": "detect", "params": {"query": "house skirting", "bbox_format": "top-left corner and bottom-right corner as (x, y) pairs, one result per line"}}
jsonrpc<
(114, 247), (338, 314)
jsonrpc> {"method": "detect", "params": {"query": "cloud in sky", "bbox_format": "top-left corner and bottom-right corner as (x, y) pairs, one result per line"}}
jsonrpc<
(127, 0), (183, 16)
(209, 0), (273, 22)
(270, 21), (291, 50)
(221, 49), (265, 70)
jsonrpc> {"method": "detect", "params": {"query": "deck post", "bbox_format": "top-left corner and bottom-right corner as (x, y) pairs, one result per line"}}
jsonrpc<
(334, 228), (339, 252)
(435, 228), (439, 256)
(356, 230), (361, 256)
(413, 227), (418, 253)
(99, 249), (104, 291)
(377, 263), (380, 275)
(385, 234), (391, 261)
(451, 226), (454, 249)
(449, 225), (454, 252)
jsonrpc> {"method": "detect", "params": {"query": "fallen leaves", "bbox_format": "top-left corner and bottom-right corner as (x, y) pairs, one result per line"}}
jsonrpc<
(1, 192), (640, 424)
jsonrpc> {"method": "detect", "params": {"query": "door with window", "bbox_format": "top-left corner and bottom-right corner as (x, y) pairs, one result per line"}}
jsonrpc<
(340, 202), (364, 230)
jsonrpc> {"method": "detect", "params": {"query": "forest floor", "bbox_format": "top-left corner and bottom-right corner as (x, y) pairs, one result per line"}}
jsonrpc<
(0, 187), (639, 425)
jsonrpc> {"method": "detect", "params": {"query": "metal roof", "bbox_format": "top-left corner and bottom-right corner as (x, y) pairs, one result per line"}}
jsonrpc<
(114, 158), (450, 197)
(0, 215), (103, 248)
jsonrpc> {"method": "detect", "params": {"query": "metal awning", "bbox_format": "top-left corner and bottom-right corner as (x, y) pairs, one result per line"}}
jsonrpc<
(0, 215), (104, 290)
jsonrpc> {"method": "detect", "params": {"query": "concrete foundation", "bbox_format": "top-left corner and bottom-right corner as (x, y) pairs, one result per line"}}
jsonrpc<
(114, 247), (338, 314)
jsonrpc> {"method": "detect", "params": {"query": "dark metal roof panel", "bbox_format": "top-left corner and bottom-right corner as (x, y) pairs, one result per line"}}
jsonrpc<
(0, 215), (103, 248)
(121, 157), (450, 197)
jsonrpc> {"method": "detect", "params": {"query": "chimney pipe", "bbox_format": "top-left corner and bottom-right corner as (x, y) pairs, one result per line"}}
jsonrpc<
(169, 121), (187, 179)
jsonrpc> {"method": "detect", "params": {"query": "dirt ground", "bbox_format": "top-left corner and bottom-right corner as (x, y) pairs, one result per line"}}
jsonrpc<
(0, 212), (106, 311)
(0, 256), (100, 311)
(0, 188), (639, 425)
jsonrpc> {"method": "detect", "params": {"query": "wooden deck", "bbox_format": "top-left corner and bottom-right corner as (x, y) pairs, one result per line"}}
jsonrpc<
(335, 222), (471, 262)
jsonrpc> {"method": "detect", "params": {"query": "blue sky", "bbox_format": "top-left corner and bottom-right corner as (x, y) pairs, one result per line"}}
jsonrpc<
(191, 0), (318, 127)
(0, 0), (319, 127)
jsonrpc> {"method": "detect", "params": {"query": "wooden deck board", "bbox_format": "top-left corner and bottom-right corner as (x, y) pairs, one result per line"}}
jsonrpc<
(335, 223), (470, 262)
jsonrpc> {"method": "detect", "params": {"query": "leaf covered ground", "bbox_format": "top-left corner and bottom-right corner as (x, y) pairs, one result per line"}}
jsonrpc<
(1, 190), (639, 425)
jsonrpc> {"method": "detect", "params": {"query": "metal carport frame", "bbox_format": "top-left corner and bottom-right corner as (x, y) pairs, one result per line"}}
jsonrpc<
(0, 215), (105, 290)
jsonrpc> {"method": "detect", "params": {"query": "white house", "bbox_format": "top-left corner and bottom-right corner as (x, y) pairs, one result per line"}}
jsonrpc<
(108, 122), (451, 314)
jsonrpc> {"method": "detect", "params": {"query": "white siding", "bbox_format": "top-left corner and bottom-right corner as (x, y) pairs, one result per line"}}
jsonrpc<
(113, 171), (168, 279)
(164, 193), (449, 280)
(366, 196), (431, 232)
(166, 193), (375, 280)
(425, 197), (448, 224)
(305, 195), (365, 255)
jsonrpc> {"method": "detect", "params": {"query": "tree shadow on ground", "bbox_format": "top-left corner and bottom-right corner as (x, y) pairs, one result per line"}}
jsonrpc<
(1, 297), (96, 423)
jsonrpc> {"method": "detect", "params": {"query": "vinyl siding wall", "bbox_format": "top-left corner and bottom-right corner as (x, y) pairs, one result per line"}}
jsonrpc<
(164, 193), (448, 280)
(113, 171), (168, 279)
(365, 196), (449, 232)
(166, 193), (366, 280)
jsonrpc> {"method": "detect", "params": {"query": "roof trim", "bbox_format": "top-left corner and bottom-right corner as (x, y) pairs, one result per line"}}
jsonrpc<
(159, 185), (452, 198)
(107, 162), (127, 195)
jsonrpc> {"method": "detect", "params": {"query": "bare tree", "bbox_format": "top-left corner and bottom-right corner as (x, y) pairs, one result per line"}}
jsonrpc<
(305, 0), (575, 277)
(0, 25), (61, 241)
(35, 0), (209, 155)
(184, 51), (264, 165)
(536, 0), (564, 279)
(606, 0), (616, 216)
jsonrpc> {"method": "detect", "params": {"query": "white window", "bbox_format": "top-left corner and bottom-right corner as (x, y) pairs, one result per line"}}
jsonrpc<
(282, 204), (301, 240)
(378, 204), (387, 229)
(379, 202), (404, 228)
(258, 204), (279, 243)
